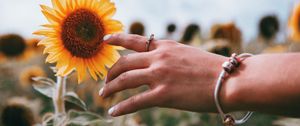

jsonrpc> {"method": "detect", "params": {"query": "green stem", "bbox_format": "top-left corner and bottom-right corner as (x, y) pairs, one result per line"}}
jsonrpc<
(53, 76), (67, 124)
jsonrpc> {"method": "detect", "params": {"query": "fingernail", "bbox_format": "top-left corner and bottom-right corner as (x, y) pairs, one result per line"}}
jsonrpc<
(103, 34), (112, 41)
(99, 88), (104, 96)
(108, 106), (116, 116)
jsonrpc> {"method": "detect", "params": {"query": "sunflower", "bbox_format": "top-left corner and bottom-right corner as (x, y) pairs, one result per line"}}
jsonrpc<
(210, 23), (242, 53)
(2, 103), (35, 126)
(289, 3), (300, 42)
(19, 66), (46, 88)
(0, 34), (32, 61)
(259, 15), (279, 40)
(33, 0), (123, 83)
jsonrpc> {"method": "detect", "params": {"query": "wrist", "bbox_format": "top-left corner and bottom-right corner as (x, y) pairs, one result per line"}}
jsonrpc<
(217, 55), (252, 113)
(211, 55), (236, 113)
(220, 73), (242, 113)
(213, 53), (254, 125)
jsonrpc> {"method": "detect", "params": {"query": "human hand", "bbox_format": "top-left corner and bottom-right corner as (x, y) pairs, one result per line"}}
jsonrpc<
(99, 34), (231, 117)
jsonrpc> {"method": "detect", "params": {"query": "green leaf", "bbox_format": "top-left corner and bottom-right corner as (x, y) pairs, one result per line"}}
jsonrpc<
(41, 113), (68, 126)
(67, 110), (112, 126)
(32, 77), (56, 98)
(65, 92), (87, 111)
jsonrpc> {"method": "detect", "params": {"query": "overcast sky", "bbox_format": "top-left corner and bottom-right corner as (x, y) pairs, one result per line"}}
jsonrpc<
(0, 0), (296, 42)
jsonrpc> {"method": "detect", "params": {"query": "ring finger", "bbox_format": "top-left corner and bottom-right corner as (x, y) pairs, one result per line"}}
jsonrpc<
(101, 68), (153, 98)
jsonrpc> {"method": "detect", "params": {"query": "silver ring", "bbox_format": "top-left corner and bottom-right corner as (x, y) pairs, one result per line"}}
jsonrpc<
(146, 34), (155, 52)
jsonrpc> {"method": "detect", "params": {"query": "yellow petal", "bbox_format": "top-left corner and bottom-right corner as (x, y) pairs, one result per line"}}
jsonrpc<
(66, 0), (75, 13)
(76, 0), (84, 7)
(97, 0), (116, 18)
(91, 58), (106, 79)
(56, 53), (74, 76)
(83, 0), (92, 8)
(76, 58), (87, 83)
(99, 0), (111, 9)
(46, 52), (61, 63)
(40, 5), (56, 15)
(101, 44), (121, 64)
(98, 4), (116, 19)
(60, 57), (75, 75)
(40, 24), (60, 31)
(89, 0), (98, 10)
(86, 59), (98, 81)
(55, 51), (70, 68)
(33, 29), (56, 36)
(46, 47), (67, 63)
(51, 0), (67, 15)
(37, 38), (59, 46)
(43, 45), (64, 54)
(41, 9), (62, 24)
(104, 19), (123, 34)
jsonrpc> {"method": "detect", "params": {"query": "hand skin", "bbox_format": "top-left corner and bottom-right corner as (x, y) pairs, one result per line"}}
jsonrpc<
(100, 33), (300, 117)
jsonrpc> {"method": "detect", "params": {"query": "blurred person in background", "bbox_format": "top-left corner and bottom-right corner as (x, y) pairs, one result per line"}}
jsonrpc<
(129, 21), (145, 36)
(163, 23), (177, 40)
(180, 23), (202, 47)
(210, 23), (242, 53)
(245, 15), (280, 54)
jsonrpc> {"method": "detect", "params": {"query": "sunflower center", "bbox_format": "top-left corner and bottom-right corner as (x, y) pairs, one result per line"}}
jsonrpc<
(61, 9), (104, 58)
(75, 21), (96, 41)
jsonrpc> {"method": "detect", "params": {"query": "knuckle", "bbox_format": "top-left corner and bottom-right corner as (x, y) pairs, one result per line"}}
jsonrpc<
(156, 51), (171, 60)
(149, 66), (159, 76)
(150, 65), (169, 78)
(115, 79), (125, 90)
(128, 96), (138, 107)
(125, 53), (135, 60)
(130, 96), (137, 104)
(117, 56), (128, 66)
(158, 66), (169, 74)
(120, 55), (128, 61)
(156, 86), (168, 96)
(118, 72), (128, 82)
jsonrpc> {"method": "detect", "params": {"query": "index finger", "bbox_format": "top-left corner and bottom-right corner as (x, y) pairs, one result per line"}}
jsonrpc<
(103, 34), (157, 52)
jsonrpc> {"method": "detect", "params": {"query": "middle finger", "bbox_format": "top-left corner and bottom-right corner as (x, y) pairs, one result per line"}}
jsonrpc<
(106, 52), (152, 83)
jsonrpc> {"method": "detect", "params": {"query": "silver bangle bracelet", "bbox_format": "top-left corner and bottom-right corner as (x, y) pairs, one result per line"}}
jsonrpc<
(214, 53), (254, 126)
